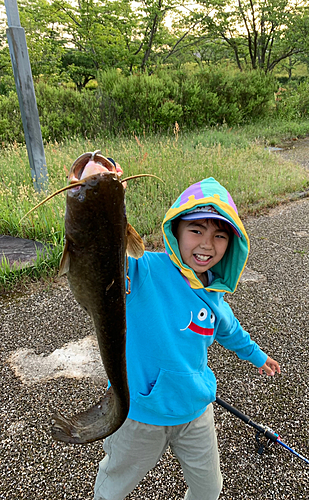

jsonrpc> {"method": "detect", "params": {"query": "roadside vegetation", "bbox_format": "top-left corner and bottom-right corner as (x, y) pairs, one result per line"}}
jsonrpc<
(1, 123), (309, 290)
(1, 0), (309, 290)
(2, 67), (309, 143)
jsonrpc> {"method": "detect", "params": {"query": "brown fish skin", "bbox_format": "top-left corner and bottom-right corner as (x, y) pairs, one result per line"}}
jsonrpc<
(51, 172), (130, 444)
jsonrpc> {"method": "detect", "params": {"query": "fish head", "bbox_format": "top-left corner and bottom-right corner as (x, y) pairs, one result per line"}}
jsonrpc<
(65, 150), (126, 243)
(66, 172), (125, 242)
(68, 150), (118, 184)
(59, 169), (126, 276)
(59, 151), (144, 276)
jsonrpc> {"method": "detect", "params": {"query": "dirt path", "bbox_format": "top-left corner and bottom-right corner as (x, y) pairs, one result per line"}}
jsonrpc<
(1, 197), (308, 500)
(275, 135), (309, 170)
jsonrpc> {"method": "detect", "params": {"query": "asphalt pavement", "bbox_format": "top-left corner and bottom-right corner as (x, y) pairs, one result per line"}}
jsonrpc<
(0, 197), (308, 500)
(0, 235), (50, 269)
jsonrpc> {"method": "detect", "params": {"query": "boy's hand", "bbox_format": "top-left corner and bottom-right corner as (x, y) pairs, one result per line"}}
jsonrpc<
(115, 162), (127, 189)
(258, 356), (281, 376)
(115, 162), (123, 176)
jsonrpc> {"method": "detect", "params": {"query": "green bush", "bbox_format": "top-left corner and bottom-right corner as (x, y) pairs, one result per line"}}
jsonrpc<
(194, 68), (275, 124)
(0, 75), (16, 96)
(97, 70), (182, 133)
(35, 82), (102, 141)
(274, 80), (309, 120)
(0, 91), (25, 143)
(0, 66), (281, 145)
(95, 67), (275, 133)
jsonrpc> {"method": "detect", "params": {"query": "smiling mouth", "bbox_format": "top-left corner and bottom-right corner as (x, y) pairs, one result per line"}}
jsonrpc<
(180, 312), (214, 336)
(194, 254), (212, 263)
(189, 322), (214, 335)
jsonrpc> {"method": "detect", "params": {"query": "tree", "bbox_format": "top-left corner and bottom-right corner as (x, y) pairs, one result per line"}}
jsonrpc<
(51, 0), (140, 83)
(2, 0), (140, 86)
(17, 0), (65, 80)
(130, 0), (179, 71)
(176, 0), (309, 73)
(0, 0), (196, 79)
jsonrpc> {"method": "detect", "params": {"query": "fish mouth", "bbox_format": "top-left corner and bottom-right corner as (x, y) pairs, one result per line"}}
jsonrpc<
(68, 150), (117, 184)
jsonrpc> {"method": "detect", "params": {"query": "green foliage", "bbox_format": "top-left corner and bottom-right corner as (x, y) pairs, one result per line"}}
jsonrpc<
(34, 83), (103, 142)
(61, 49), (97, 90)
(274, 80), (309, 120)
(0, 66), (292, 145)
(97, 69), (183, 133)
(180, 0), (309, 74)
(177, 68), (275, 127)
(1, 129), (308, 288)
(1, 0), (309, 81)
(21, 0), (143, 79)
(0, 92), (25, 144)
(17, 0), (64, 79)
(0, 75), (16, 97)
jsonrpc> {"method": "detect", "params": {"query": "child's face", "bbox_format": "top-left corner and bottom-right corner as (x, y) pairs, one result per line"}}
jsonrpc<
(176, 218), (230, 280)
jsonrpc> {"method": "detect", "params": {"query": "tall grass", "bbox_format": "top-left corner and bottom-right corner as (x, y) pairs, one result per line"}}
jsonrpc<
(0, 125), (308, 289)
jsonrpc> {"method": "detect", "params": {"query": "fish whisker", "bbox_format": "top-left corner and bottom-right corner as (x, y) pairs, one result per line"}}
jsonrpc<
(121, 174), (164, 184)
(20, 174), (163, 224)
(19, 180), (88, 223)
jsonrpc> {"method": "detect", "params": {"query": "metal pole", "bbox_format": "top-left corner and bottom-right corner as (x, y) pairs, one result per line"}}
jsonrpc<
(4, 0), (48, 192)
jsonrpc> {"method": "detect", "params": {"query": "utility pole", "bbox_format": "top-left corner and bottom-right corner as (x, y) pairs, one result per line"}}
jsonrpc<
(4, 0), (48, 192)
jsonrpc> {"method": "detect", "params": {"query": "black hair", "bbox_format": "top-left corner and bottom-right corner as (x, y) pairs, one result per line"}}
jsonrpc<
(172, 217), (233, 237)
(211, 218), (233, 236)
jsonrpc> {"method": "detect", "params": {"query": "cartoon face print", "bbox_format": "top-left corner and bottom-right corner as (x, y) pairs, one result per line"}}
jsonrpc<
(180, 306), (215, 335)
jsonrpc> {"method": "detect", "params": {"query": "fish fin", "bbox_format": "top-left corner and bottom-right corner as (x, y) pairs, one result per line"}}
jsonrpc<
(51, 387), (129, 444)
(127, 224), (145, 259)
(59, 240), (70, 276)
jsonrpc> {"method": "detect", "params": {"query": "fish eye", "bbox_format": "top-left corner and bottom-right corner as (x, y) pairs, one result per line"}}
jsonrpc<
(197, 308), (208, 321)
(210, 312), (215, 323)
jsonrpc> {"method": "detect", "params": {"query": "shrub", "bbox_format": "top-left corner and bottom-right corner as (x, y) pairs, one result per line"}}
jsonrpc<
(274, 80), (309, 120)
(97, 70), (182, 133)
(0, 91), (25, 144)
(0, 66), (282, 145)
(35, 83), (102, 141)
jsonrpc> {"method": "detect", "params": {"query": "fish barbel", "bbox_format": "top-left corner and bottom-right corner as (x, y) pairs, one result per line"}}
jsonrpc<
(51, 151), (144, 444)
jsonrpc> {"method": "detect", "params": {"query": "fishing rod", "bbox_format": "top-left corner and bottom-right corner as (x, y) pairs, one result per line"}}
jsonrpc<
(216, 397), (309, 464)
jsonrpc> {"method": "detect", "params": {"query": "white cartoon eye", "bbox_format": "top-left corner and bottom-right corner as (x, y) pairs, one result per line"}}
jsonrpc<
(210, 312), (215, 323)
(197, 308), (208, 321)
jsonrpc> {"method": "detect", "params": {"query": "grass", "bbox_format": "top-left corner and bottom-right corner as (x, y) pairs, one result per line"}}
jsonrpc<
(1, 119), (309, 290)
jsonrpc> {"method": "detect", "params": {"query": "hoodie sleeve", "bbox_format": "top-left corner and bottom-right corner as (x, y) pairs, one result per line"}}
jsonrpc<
(215, 299), (267, 368)
(126, 254), (150, 305)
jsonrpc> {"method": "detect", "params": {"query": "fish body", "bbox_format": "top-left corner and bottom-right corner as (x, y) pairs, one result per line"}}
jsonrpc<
(51, 153), (144, 444)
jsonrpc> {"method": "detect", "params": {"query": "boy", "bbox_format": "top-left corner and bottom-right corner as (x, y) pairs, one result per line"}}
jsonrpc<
(94, 176), (280, 500)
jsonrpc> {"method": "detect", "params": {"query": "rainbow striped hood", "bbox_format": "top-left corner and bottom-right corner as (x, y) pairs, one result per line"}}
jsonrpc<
(162, 177), (250, 293)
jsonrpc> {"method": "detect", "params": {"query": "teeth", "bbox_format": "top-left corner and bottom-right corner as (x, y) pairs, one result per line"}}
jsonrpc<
(195, 254), (210, 262)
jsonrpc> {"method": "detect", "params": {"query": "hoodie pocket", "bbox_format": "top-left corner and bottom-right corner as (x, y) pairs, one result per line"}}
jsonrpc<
(134, 368), (216, 417)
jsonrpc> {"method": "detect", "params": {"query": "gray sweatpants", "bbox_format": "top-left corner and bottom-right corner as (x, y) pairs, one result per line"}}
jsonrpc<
(94, 404), (222, 500)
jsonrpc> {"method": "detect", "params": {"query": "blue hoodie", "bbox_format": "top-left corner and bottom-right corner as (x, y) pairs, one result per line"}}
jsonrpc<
(125, 177), (267, 426)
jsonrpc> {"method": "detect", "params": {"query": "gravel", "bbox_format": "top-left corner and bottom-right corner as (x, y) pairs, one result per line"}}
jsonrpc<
(0, 198), (308, 500)
(276, 136), (309, 171)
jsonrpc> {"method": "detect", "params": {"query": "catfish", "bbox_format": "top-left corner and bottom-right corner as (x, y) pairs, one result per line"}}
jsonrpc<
(51, 151), (144, 444)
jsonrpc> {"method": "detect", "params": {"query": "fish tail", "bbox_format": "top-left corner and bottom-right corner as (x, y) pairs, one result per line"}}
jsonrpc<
(51, 387), (128, 444)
